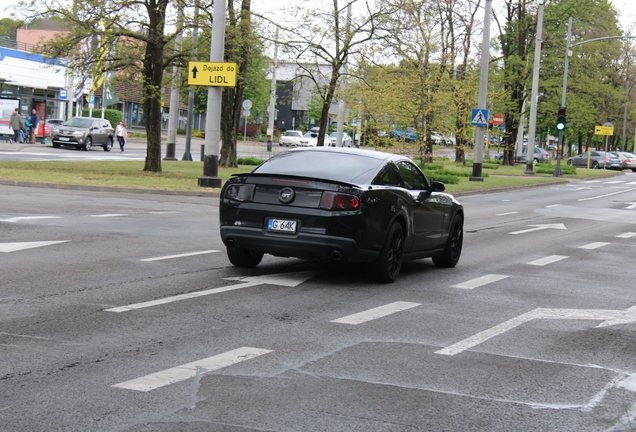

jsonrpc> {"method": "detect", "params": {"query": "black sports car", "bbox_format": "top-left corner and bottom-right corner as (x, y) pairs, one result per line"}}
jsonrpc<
(219, 147), (464, 282)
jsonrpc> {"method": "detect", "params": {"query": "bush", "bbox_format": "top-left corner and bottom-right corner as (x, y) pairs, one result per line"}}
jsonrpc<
(237, 157), (265, 166)
(426, 173), (460, 184)
(81, 108), (123, 126)
(482, 163), (500, 170)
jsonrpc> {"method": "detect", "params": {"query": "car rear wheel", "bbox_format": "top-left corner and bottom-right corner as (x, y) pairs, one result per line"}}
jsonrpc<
(52, 142), (60, 149)
(592, 161), (599, 169)
(226, 246), (264, 268)
(433, 214), (463, 268)
(103, 138), (113, 152)
(375, 222), (404, 283)
(567, 159), (573, 166)
(84, 137), (92, 151)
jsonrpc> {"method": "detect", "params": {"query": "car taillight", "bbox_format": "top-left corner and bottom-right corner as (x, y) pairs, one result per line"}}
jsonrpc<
(225, 184), (255, 202)
(319, 191), (360, 210)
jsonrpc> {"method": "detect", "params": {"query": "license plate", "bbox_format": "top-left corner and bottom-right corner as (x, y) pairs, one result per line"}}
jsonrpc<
(267, 218), (297, 233)
(59, 137), (69, 141)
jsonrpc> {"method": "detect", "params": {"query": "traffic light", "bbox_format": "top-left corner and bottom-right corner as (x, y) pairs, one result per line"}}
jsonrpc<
(556, 107), (566, 131)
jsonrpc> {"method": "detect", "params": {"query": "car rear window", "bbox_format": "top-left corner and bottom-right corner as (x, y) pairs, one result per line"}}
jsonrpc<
(253, 150), (385, 183)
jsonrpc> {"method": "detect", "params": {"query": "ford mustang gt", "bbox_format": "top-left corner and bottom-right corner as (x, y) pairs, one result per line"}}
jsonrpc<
(219, 147), (463, 282)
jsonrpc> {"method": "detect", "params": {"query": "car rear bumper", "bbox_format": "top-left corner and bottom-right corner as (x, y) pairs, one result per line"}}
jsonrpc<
(220, 226), (378, 262)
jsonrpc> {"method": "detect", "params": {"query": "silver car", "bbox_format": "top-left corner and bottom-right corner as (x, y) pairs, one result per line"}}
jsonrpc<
(616, 151), (636, 172)
(567, 151), (622, 170)
(51, 117), (115, 151)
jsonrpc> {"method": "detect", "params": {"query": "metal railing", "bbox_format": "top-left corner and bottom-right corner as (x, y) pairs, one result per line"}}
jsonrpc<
(0, 38), (47, 55)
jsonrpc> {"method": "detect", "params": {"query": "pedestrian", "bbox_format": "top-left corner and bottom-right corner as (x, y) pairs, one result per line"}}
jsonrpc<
(24, 115), (32, 143)
(29, 109), (39, 144)
(9, 108), (22, 144)
(115, 121), (128, 151)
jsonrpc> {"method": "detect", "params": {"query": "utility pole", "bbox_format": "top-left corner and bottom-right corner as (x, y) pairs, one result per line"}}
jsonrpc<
(335, 3), (352, 148)
(198, 0), (226, 188)
(470, 0), (492, 181)
(266, 27), (279, 152)
(524, 1), (544, 175)
(183, 0), (200, 161)
(165, 7), (183, 161)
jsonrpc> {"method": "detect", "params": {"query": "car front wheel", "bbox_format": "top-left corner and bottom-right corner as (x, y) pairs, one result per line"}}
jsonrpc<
(103, 138), (113, 152)
(374, 222), (404, 283)
(433, 214), (463, 268)
(226, 246), (264, 268)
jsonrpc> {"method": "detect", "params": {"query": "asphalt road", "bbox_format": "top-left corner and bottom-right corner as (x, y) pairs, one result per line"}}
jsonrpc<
(2, 172), (636, 431)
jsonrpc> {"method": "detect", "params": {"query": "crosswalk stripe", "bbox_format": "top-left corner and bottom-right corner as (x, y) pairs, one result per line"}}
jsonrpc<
(139, 250), (220, 262)
(112, 347), (272, 392)
(331, 301), (420, 325)
(578, 242), (610, 250)
(617, 232), (636, 238)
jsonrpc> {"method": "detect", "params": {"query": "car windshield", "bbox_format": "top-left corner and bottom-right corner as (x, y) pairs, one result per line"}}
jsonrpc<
(64, 118), (93, 128)
(284, 131), (302, 137)
(303, 133), (317, 138)
(622, 152), (636, 158)
(252, 150), (385, 183)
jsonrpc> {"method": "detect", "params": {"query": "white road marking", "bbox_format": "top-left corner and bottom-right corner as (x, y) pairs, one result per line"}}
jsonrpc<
(617, 232), (636, 238)
(105, 271), (319, 312)
(496, 212), (518, 216)
(582, 180), (601, 183)
(112, 347), (272, 392)
(605, 181), (626, 184)
(544, 204), (561, 208)
(578, 242), (610, 250)
(436, 304), (636, 356)
(509, 223), (567, 235)
(527, 255), (569, 266)
(88, 214), (128, 218)
(628, 182), (636, 185)
(147, 211), (181, 214)
(0, 216), (62, 222)
(451, 274), (509, 290)
(578, 187), (636, 201)
(331, 302), (421, 325)
(0, 240), (69, 253)
(625, 203), (636, 210)
(140, 250), (220, 262)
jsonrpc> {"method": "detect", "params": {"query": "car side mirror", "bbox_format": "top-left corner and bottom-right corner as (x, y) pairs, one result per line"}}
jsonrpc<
(431, 181), (445, 192)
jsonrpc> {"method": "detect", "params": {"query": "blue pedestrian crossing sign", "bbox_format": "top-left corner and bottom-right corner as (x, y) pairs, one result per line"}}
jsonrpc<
(471, 109), (489, 127)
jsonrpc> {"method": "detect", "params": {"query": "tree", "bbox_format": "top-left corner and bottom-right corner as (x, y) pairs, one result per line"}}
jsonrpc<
(20, 0), (195, 172)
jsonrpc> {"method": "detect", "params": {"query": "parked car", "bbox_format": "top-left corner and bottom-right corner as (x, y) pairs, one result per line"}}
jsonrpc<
(298, 131), (329, 147)
(497, 147), (551, 164)
(51, 117), (115, 151)
(279, 130), (303, 147)
(616, 151), (636, 172)
(219, 147), (464, 283)
(390, 127), (417, 142)
(329, 131), (352, 147)
(567, 151), (622, 170)
(43, 118), (64, 137)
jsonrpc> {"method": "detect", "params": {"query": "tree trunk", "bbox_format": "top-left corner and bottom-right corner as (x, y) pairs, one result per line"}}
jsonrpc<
(142, 3), (167, 173)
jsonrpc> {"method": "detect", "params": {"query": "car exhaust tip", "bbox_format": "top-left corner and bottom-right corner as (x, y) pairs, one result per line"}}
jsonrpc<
(227, 239), (235, 248)
(330, 250), (342, 261)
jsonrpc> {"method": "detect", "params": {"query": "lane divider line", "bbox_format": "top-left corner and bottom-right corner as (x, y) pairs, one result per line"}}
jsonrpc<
(112, 347), (272, 392)
(578, 242), (610, 250)
(140, 250), (220, 262)
(527, 255), (569, 266)
(452, 274), (509, 290)
(331, 301), (420, 325)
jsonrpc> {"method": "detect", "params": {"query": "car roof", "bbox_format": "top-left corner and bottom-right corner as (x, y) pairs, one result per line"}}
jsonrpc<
(286, 146), (401, 161)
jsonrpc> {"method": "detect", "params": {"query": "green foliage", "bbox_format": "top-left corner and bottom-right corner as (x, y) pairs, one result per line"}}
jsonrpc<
(237, 157), (265, 166)
(482, 163), (500, 170)
(425, 173), (460, 184)
(81, 109), (123, 126)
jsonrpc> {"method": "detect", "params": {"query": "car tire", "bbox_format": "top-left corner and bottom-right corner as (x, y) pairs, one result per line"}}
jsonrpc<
(433, 214), (463, 268)
(103, 138), (113, 152)
(52, 142), (60, 149)
(374, 222), (404, 283)
(632, 168), (636, 172)
(567, 159), (573, 166)
(84, 136), (92, 151)
(226, 246), (264, 268)
(592, 161), (600, 169)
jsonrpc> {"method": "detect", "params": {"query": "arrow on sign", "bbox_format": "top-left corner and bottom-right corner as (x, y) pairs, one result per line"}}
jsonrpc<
(0, 241), (69, 253)
(191, 66), (198, 79)
(436, 304), (636, 356)
(509, 223), (567, 235)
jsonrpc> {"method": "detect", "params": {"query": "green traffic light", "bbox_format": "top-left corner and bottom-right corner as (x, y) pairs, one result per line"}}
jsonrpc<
(556, 122), (565, 131)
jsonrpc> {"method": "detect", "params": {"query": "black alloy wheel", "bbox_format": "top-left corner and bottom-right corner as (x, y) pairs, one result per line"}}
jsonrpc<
(226, 246), (264, 268)
(433, 214), (463, 268)
(375, 222), (404, 283)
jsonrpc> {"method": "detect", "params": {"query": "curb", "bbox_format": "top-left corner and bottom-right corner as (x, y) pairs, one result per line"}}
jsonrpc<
(0, 179), (220, 198)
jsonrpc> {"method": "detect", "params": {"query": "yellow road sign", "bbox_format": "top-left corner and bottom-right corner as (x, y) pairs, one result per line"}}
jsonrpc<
(188, 62), (237, 87)
(594, 125), (614, 136)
